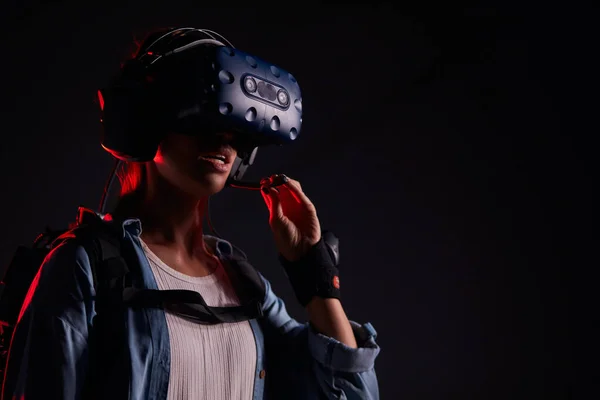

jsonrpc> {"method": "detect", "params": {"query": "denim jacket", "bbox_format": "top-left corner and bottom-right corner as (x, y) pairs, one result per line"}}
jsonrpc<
(2, 215), (381, 399)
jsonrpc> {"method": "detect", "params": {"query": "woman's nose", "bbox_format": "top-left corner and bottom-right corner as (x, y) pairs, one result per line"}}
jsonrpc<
(216, 132), (235, 142)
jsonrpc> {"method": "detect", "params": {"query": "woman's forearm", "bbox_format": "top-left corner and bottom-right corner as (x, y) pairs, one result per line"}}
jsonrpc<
(307, 297), (358, 348)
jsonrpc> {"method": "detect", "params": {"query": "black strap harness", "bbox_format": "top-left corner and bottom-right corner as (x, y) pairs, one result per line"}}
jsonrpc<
(52, 208), (267, 399)
(55, 208), (266, 324)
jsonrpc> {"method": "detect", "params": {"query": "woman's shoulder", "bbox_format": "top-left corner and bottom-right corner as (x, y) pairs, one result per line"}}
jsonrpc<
(40, 232), (95, 279)
(35, 220), (121, 291)
(203, 234), (249, 261)
(15, 229), (98, 318)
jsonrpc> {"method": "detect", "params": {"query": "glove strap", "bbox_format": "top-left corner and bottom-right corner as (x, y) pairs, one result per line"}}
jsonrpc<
(279, 232), (341, 307)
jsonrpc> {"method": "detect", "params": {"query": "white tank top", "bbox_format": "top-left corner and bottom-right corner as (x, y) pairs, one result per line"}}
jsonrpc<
(140, 239), (257, 400)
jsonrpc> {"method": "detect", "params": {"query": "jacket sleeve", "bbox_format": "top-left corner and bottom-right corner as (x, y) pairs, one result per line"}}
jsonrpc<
(1, 240), (95, 400)
(259, 274), (381, 400)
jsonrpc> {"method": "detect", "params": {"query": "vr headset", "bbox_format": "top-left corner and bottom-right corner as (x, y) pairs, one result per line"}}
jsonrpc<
(97, 27), (303, 191)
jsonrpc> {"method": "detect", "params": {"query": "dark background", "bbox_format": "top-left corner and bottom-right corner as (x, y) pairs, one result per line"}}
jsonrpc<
(0, 3), (584, 399)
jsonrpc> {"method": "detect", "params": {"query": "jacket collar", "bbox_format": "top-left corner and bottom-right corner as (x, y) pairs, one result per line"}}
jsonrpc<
(76, 206), (234, 257)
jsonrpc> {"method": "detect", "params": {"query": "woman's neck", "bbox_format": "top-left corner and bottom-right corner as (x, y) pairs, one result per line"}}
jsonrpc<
(113, 173), (210, 258)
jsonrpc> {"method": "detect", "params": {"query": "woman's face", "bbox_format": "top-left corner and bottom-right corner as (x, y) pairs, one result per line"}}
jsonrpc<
(153, 131), (239, 198)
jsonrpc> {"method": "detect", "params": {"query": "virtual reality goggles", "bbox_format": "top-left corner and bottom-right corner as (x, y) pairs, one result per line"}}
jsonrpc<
(97, 28), (303, 166)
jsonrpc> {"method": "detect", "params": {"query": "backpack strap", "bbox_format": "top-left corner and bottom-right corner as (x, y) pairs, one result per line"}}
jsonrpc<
(58, 208), (268, 322)
(122, 287), (263, 324)
(52, 220), (131, 311)
(53, 216), (131, 400)
(220, 244), (267, 312)
(58, 212), (269, 397)
(120, 243), (266, 324)
(116, 232), (266, 324)
(84, 233), (131, 400)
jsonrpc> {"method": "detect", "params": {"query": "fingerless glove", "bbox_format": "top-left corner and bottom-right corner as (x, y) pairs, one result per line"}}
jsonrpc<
(278, 231), (341, 307)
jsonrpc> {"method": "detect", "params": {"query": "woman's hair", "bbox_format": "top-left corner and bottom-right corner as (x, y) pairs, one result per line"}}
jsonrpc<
(110, 161), (147, 219)
(117, 161), (147, 196)
(114, 27), (220, 205)
(113, 29), (172, 199)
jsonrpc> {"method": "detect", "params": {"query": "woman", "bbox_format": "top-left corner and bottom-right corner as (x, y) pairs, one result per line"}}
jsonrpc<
(2, 30), (380, 400)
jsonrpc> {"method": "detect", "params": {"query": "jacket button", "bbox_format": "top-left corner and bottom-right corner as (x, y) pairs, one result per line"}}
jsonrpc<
(259, 369), (266, 379)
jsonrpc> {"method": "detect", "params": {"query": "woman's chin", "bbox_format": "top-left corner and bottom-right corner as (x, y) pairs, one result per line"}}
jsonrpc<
(190, 174), (229, 197)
